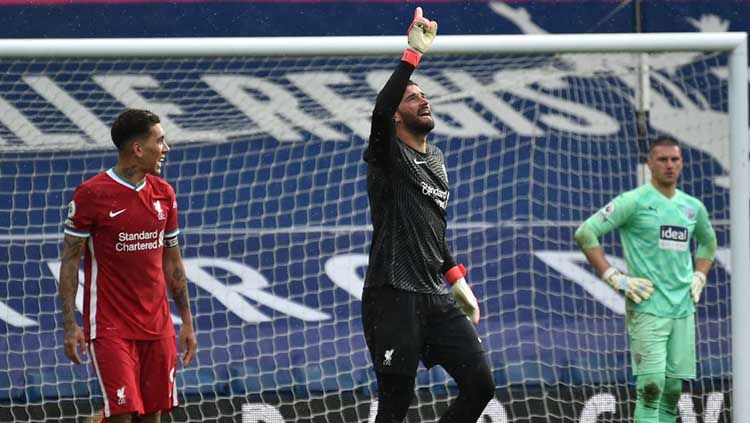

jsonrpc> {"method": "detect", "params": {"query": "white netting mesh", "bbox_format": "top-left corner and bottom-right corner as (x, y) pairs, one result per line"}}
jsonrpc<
(0, 50), (733, 422)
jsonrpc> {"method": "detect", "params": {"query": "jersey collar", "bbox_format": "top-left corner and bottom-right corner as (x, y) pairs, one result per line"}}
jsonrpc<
(647, 181), (678, 200)
(106, 168), (147, 191)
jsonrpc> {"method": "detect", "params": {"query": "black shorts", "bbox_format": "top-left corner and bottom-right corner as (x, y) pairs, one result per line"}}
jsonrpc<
(361, 285), (485, 377)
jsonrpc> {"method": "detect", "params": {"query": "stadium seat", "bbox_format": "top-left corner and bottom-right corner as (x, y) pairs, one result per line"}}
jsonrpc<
(177, 367), (223, 397)
(228, 361), (262, 395)
(0, 371), (24, 402)
(23, 370), (43, 402)
(25, 367), (89, 401)
(296, 361), (345, 393)
(40, 367), (88, 399)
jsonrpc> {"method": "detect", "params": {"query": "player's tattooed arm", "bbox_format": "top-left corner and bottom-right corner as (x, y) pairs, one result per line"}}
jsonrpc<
(163, 246), (197, 365)
(59, 234), (85, 331)
(170, 266), (190, 313)
(163, 247), (192, 317)
(59, 234), (88, 364)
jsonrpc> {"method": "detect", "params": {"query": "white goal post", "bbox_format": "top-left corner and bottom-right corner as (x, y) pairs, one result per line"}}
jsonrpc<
(0, 33), (747, 422)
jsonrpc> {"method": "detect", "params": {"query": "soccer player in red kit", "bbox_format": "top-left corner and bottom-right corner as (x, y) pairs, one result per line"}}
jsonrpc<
(58, 109), (197, 423)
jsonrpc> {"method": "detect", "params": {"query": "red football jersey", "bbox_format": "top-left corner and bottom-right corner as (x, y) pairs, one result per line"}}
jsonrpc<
(64, 168), (179, 341)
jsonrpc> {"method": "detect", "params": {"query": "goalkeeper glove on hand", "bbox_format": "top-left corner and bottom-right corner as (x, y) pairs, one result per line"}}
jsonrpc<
(602, 267), (654, 304)
(691, 271), (707, 303)
(402, 7), (438, 67)
(445, 264), (480, 324)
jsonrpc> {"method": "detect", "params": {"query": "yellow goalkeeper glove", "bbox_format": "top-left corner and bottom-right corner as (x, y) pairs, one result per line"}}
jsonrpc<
(602, 267), (654, 304)
(445, 264), (480, 324)
(691, 271), (707, 303)
(401, 7), (438, 67)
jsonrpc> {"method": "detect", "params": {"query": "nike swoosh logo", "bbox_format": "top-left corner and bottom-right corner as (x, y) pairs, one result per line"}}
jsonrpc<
(109, 209), (126, 218)
(414, 159), (427, 165)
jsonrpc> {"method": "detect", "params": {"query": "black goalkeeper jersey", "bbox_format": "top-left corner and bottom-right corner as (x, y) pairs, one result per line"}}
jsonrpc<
(363, 60), (455, 294)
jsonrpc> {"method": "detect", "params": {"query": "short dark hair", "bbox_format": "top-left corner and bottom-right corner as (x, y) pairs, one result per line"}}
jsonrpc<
(648, 135), (680, 154)
(110, 109), (160, 150)
(406, 79), (418, 87)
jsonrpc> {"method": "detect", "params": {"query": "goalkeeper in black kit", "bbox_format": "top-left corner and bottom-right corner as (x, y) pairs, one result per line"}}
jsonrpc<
(361, 7), (495, 422)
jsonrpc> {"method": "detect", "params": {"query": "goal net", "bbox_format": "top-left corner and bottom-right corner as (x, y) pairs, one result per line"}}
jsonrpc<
(0, 34), (747, 422)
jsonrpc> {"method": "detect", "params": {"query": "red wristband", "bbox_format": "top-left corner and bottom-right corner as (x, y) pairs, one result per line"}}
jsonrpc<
(444, 264), (467, 285)
(401, 49), (422, 67)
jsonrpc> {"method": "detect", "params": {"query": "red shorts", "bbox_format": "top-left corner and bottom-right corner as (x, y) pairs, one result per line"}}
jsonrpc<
(89, 337), (178, 418)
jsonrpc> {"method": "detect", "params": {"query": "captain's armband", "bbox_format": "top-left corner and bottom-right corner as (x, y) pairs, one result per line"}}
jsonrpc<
(165, 236), (179, 248)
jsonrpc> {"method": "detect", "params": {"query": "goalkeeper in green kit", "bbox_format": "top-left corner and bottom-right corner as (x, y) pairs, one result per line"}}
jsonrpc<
(574, 135), (717, 422)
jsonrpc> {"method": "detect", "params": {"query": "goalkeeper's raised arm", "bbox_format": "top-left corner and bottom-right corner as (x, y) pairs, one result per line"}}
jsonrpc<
(363, 6), (436, 165)
(359, 8), (494, 423)
(573, 135), (717, 423)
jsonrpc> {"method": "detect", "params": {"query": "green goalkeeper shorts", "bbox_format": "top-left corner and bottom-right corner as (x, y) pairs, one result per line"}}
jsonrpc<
(626, 311), (696, 378)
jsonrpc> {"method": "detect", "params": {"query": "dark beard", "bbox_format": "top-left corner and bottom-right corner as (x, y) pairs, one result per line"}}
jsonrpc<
(403, 115), (435, 135)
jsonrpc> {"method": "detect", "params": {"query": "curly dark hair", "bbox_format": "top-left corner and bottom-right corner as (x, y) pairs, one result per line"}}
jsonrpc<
(110, 109), (161, 150)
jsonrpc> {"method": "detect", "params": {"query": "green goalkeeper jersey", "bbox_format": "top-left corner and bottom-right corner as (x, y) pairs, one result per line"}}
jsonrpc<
(581, 183), (716, 318)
